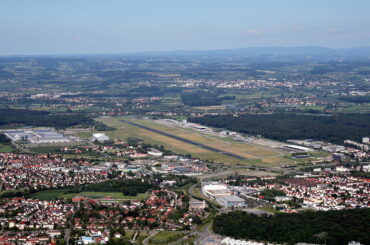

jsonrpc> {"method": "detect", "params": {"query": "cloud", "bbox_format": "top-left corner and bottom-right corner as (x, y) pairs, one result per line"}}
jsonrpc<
(245, 29), (263, 35)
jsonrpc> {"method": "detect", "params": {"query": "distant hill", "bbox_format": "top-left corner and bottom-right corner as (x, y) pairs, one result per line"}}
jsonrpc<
(128, 46), (370, 59)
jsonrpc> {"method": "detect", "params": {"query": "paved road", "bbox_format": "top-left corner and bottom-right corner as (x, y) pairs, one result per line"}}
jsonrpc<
(120, 119), (247, 160)
(142, 230), (158, 245)
(197, 170), (237, 180)
(64, 229), (71, 245)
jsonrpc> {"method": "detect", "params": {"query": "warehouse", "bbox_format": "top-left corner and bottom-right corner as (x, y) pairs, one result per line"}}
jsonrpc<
(202, 181), (232, 199)
(282, 144), (313, 153)
(216, 195), (246, 208)
(5, 128), (71, 144)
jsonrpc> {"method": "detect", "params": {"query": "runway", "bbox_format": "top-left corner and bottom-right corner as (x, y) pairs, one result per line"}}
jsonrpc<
(120, 119), (247, 160)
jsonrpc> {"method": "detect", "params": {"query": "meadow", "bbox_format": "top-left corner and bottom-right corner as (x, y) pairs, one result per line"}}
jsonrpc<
(30, 189), (148, 201)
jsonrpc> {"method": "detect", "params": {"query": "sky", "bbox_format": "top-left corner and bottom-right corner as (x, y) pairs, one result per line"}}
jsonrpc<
(1, 0), (370, 55)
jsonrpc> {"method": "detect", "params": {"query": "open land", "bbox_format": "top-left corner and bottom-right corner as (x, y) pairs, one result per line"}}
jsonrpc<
(30, 189), (148, 201)
(98, 117), (294, 166)
(0, 143), (13, 153)
(148, 231), (186, 245)
(62, 192), (148, 200)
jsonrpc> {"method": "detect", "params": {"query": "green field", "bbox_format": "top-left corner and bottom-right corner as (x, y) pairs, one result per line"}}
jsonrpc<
(0, 143), (13, 153)
(29, 146), (61, 154)
(148, 231), (185, 245)
(97, 117), (294, 166)
(136, 231), (150, 244)
(30, 188), (74, 200)
(30, 189), (148, 200)
(124, 231), (134, 240)
(62, 191), (148, 200)
(76, 131), (93, 139)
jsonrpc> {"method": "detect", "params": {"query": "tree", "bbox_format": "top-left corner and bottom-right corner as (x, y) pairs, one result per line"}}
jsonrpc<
(315, 232), (329, 245)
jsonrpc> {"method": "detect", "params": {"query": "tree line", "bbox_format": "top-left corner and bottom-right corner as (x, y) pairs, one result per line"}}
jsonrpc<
(0, 109), (92, 128)
(0, 109), (113, 130)
(213, 209), (370, 245)
(338, 95), (370, 103)
(181, 92), (235, 106)
(189, 113), (370, 144)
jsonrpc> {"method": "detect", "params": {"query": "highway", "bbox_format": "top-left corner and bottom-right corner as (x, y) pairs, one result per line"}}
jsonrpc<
(120, 119), (247, 160)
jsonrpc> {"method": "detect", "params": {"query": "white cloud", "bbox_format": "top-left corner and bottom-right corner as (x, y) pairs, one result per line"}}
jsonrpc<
(245, 29), (263, 35)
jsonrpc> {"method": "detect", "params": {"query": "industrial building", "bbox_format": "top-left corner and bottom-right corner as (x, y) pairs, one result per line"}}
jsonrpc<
(216, 195), (246, 208)
(332, 153), (347, 162)
(202, 181), (247, 208)
(202, 181), (232, 198)
(189, 199), (207, 210)
(282, 144), (313, 153)
(5, 129), (71, 144)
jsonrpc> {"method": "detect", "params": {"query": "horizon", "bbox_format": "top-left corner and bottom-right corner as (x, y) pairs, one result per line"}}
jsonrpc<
(1, 0), (370, 55)
(1, 45), (370, 57)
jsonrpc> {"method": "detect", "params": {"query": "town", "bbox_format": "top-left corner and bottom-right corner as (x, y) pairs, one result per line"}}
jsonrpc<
(0, 28), (369, 245)
(0, 118), (368, 244)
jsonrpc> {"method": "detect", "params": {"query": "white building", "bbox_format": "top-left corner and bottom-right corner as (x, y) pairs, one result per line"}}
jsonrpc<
(348, 241), (364, 245)
(335, 166), (350, 172)
(147, 148), (163, 157)
(79, 236), (94, 245)
(202, 181), (232, 198)
(92, 133), (110, 143)
(283, 144), (314, 152)
(362, 165), (370, 172)
(222, 237), (270, 245)
(363, 137), (369, 144)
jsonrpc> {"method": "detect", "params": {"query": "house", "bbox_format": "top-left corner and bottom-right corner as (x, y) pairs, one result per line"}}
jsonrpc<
(79, 236), (94, 245)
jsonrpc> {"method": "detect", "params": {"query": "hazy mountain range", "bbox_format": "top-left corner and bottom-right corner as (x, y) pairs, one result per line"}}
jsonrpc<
(128, 46), (370, 59)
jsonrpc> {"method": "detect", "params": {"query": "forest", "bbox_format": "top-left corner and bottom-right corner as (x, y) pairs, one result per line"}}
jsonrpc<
(0, 134), (10, 143)
(213, 209), (370, 245)
(0, 109), (112, 130)
(181, 92), (235, 106)
(188, 113), (370, 143)
(338, 95), (370, 103)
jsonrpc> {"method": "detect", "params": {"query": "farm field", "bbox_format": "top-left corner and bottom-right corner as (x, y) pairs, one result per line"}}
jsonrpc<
(98, 117), (294, 166)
